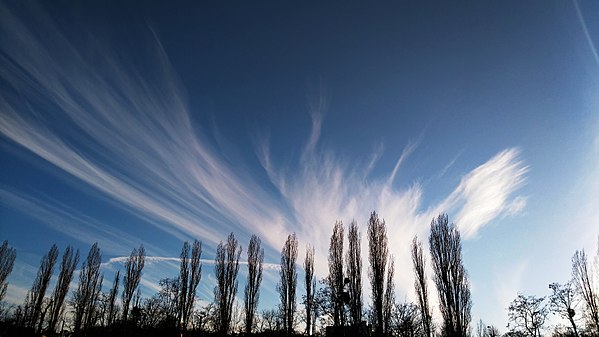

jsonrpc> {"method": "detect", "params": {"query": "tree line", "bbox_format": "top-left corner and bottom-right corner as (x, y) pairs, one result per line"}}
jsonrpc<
(0, 212), (597, 337)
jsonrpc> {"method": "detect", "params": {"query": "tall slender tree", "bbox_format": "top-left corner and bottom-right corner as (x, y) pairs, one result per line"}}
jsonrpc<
(0, 240), (17, 305)
(48, 246), (79, 333)
(347, 220), (363, 327)
(368, 211), (389, 336)
(383, 257), (395, 335)
(244, 235), (263, 334)
(106, 270), (120, 327)
(429, 214), (471, 337)
(26, 244), (58, 330)
(214, 232), (242, 335)
(572, 249), (599, 335)
(328, 220), (345, 327)
(279, 233), (298, 335)
(304, 244), (315, 336)
(73, 243), (102, 333)
(178, 240), (202, 331)
(85, 273), (104, 330)
(121, 245), (146, 321)
(412, 236), (432, 337)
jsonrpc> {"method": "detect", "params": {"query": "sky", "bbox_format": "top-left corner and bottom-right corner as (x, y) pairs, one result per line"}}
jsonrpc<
(1, 0), (598, 331)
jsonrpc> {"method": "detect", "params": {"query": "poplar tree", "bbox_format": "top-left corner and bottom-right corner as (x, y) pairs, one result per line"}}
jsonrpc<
(73, 243), (102, 333)
(346, 220), (363, 327)
(412, 236), (432, 337)
(304, 244), (315, 335)
(368, 211), (392, 336)
(279, 233), (298, 335)
(429, 214), (471, 337)
(328, 221), (345, 327)
(214, 233), (241, 335)
(48, 246), (79, 333)
(121, 245), (145, 321)
(244, 235), (263, 334)
(26, 244), (58, 330)
(178, 240), (202, 331)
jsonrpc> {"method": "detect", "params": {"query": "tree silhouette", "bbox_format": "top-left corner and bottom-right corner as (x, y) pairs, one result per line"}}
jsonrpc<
(304, 244), (315, 335)
(48, 245), (79, 334)
(0, 240), (16, 306)
(412, 236), (432, 337)
(73, 242), (103, 333)
(244, 234), (263, 334)
(508, 294), (548, 337)
(392, 301), (422, 337)
(429, 214), (471, 337)
(548, 281), (579, 337)
(347, 220), (363, 327)
(106, 270), (120, 327)
(367, 211), (392, 336)
(383, 257), (395, 335)
(328, 220), (345, 327)
(140, 277), (179, 329)
(122, 244), (145, 322)
(25, 243), (58, 331)
(214, 232), (241, 335)
(572, 249), (599, 335)
(178, 239), (202, 331)
(279, 233), (298, 335)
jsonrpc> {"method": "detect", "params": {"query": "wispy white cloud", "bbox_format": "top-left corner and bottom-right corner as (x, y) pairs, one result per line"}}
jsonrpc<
(440, 148), (528, 239)
(0, 3), (288, 250)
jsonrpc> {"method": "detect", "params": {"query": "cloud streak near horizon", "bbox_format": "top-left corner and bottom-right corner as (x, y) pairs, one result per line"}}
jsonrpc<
(0, 2), (528, 302)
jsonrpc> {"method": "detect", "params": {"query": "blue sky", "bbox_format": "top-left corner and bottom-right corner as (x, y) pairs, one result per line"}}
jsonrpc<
(1, 0), (598, 330)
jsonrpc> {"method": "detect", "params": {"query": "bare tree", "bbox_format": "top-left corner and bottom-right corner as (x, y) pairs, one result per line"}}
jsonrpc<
(261, 308), (281, 332)
(122, 244), (146, 322)
(314, 280), (335, 329)
(412, 236), (432, 337)
(48, 246), (79, 333)
(429, 214), (471, 337)
(383, 257), (395, 335)
(392, 301), (422, 337)
(508, 294), (548, 337)
(178, 240), (202, 331)
(548, 282), (579, 337)
(140, 277), (180, 328)
(347, 220), (363, 327)
(25, 244), (58, 330)
(106, 270), (120, 327)
(85, 273), (104, 330)
(304, 244), (316, 335)
(73, 242), (102, 333)
(279, 233), (298, 335)
(572, 249), (599, 335)
(214, 232), (242, 335)
(0, 240), (16, 305)
(244, 234), (263, 334)
(367, 211), (389, 336)
(328, 220), (345, 327)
